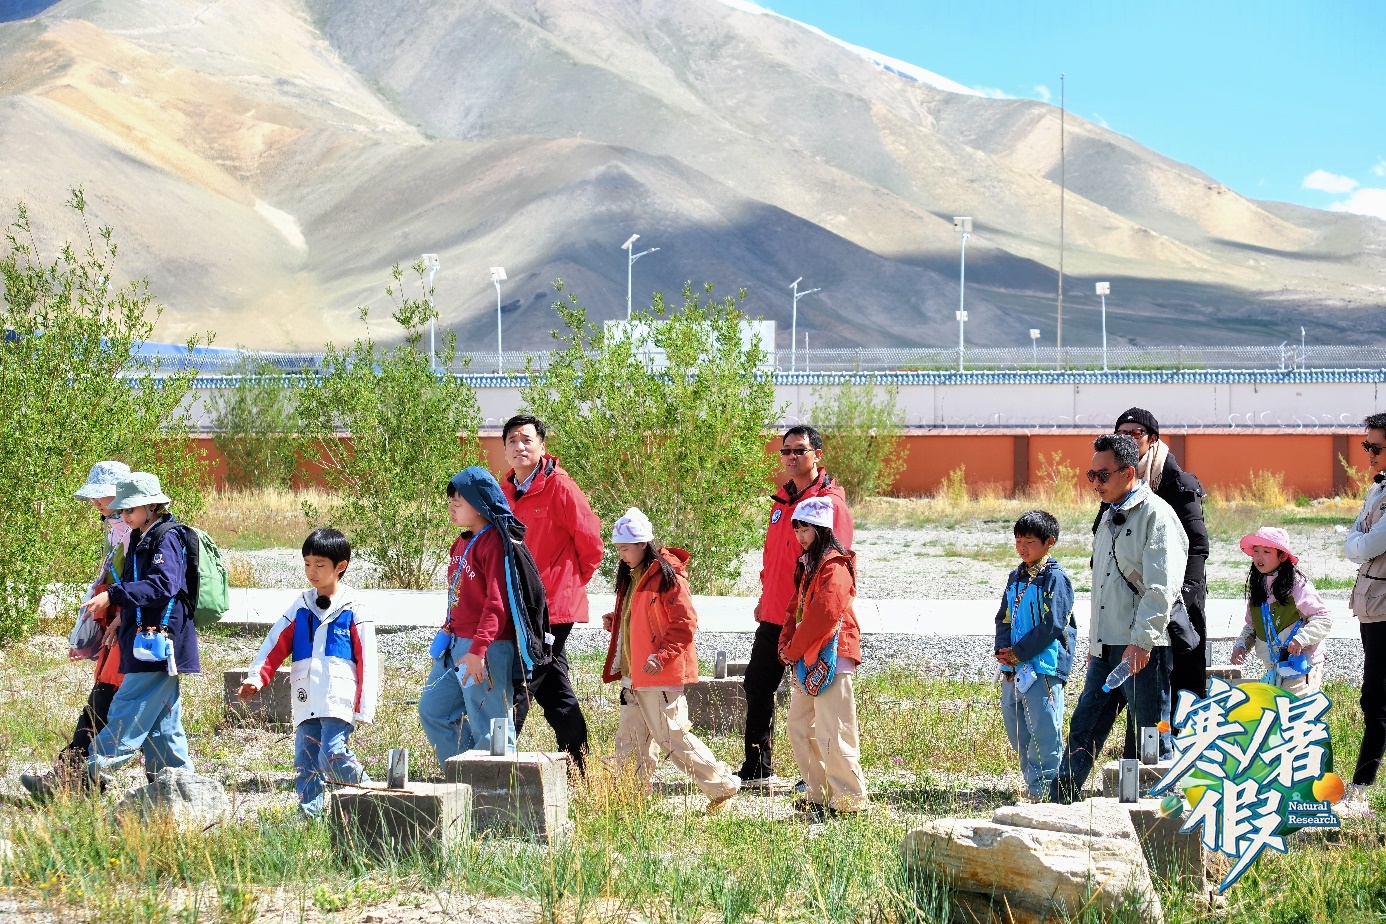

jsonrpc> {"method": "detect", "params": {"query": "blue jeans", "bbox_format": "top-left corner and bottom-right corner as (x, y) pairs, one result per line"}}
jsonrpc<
(1001, 673), (1065, 799)
(1053, 645), (1173, 803)
(88, 672), (191, 778)
(296, 717), (367, 817)
(418, 637), (516, 764)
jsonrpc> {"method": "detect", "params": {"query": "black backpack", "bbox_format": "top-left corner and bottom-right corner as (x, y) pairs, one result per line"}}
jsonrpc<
(500, 519), (553, 680)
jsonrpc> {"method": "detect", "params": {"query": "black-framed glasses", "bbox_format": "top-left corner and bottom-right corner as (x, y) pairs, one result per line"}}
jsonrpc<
(779, 446), (813, 457)
(1086, 469), (1117, 484)
(1363, 441), (1386, 456)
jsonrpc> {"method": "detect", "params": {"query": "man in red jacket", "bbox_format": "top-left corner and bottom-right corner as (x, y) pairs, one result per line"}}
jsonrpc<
(501, 414), (604, 772)
(738, 425), (854, 786)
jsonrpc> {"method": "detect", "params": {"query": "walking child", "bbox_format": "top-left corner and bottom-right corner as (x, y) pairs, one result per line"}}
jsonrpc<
(420, 466), (551, 762)
(995, 510), (1078, 801)
(81, 472), (199, 783)
(1231, 527), (1331, 696)
(21, 462), (132, 799)
(238, 528), (378, 816)
(600, 508), (740, 812)
(778, 496), (869, 815)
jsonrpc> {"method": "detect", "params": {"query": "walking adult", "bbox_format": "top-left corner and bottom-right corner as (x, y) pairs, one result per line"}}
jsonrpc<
(1344, 412), (1386, 808)
(1052, 433), (1187, 803)
(501, 414), (604, 773)
(1101, 409), (1209, 711)
(738, 425), (853, 787)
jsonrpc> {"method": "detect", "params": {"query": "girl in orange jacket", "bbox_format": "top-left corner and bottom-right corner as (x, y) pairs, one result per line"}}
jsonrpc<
(601, 507), (740, 812)
(778, 496), (869, 815)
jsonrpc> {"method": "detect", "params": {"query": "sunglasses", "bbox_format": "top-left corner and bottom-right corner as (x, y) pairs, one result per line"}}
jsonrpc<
(1117, 426), (1148, 438)
(1086, 469), (1120, 484)
(1363, 441), (1386, 456)
(779, 446), (814, 457)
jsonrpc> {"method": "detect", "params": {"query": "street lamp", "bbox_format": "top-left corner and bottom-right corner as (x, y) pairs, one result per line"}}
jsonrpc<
(1029, 328), (1041, 366)
(621, 234), (659, 320)
(954, 217), (972, 372)
(790, 277), (821, 372)
(490, 266), (506, 373)
(422, 253), (440, 371)
(1095, 281), (1110, 371)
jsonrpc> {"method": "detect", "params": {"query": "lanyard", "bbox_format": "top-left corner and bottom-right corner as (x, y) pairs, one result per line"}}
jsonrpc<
(447, 525), (495, 615)
(131, 533), (178, 629)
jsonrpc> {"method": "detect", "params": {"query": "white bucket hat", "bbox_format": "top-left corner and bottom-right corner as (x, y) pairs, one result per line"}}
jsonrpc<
(74, 461), (131, 500)
(612, 507), (654, 544)
(110, 472), (173, 511)
(791, 496), (834, 529)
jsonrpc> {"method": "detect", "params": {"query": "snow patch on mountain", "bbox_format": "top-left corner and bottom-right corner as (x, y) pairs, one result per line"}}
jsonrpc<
(716, 0), (985, 97)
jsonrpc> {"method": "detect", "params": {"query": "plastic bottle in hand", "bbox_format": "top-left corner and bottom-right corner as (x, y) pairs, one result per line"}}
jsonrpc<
(1102, 659), (1132, 693)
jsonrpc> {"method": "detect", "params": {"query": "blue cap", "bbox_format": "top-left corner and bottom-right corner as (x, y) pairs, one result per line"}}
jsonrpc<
(74, 461), (131, 500)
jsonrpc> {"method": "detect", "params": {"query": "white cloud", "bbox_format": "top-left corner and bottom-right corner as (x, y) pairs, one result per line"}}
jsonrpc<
(1091, 113), (1110, 129)
(1372, 158), (1386, 178)
(1302, 169), (1358, 194)
(1033, 84), (1051, 103)
(1330, 188), (1386, 221)
(972, 86), (1011, 99)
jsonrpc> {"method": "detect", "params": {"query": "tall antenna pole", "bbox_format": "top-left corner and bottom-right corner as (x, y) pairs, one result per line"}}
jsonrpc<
(1056, 73), (1065, 370)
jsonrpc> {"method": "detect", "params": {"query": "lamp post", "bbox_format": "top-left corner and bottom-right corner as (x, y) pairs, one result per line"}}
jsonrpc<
(1029, 328), (1041, 366)
(621, 234), (659, 320)
(422, 253), (440, 371)
(1095, 281), (1110, 371)
(490, 266), (506, 373)
(790, 277), (821, 373)
(954, 217), (972, 372)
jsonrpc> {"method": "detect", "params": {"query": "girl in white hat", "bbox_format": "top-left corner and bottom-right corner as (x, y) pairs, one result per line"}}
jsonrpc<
(600, 508), (740, 812)
(1231, 526), (1331, 696)
(778, 496), (868, 816)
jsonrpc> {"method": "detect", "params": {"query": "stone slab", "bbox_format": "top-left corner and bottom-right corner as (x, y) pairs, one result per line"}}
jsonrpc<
(444, 751), (570, 842)
(1120, 797), (1207, 887)
(116, 768), (229, 827)
(328, 782), (472, 858)
(224, 668), (293, 731)
(1102, 760), (1179, 799)
(901, 818), (1161, 924)
(684, 677), (789, 736)
(992, 798), (1137, 842)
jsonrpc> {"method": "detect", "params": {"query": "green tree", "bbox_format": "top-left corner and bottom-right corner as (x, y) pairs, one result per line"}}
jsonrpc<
(521, 281), (782, 593)
(0, 190), (206, 644)
(209, 354), (299, 491)
(295, 262), (482, 589)
(807, 377), (908, 504)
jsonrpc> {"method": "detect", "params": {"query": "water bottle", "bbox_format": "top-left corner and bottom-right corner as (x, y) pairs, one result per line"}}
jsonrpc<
(1102, 659), (1132, 693)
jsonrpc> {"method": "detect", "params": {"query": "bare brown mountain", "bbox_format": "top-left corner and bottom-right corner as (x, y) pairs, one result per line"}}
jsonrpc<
(2, 0), (1383, 351)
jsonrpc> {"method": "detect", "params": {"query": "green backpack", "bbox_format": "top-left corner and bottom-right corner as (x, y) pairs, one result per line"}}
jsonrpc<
(149, 520), (230, 628)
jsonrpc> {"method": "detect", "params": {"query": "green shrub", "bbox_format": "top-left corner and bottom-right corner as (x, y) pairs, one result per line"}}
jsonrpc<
(208, 354), (299, 491)
(295, 262), (482, 589)
(0, 190), (206, 644)
(521, 281), (782, 593)
(806, 376), (907, 504)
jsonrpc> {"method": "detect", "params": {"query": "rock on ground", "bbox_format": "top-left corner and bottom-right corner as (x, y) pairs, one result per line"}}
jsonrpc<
(116, 768), (230, 827)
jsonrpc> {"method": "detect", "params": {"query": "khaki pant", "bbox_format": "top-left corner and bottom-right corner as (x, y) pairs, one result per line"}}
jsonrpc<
(787, 675), (869, 812)
(1274, 664), (1323, 697)
(615, 687), (739, 800)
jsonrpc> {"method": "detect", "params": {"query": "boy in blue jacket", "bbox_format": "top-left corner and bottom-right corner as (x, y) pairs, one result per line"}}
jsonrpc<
(995, 510), (1077, 801)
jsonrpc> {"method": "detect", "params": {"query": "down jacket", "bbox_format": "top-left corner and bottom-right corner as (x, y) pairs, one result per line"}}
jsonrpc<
(602, 548), (700, 688)
(779, 550), (862, 668)
(245, 585), (379, 727)
(758, 471), (854, 627)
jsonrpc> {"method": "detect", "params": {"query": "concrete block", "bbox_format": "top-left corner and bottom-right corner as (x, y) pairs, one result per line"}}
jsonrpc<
(684, 677), (789, 736)
(328, 782), (472, 858)
(444, 751), (570, 842)
(1102, 760), (1178, 800)
(1110, 797), (1206, 886)
(1207, 664), (1244, 685)
(727, 661), (749, 677)
(224, 668), (293, 731)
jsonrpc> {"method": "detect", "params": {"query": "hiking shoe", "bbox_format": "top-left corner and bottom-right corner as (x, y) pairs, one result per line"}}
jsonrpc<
(792, 796), (830, 822)
(737, 773), (789, 791)
(20, 767), (102, 803)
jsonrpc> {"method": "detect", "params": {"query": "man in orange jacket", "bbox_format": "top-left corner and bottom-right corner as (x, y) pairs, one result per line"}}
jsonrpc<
(501, 415), (604, 772)
(738, 425), (853, 787)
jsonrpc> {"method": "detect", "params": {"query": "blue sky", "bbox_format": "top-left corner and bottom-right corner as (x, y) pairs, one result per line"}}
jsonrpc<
(753, 0), (1386, 219)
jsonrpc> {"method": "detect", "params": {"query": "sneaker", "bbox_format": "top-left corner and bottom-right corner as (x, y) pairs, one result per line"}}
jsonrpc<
(1337, 783), (1374, 817)
(793, 779), (807, 794)
(737, 773), (788, 791)
(20, 766), (101, 803)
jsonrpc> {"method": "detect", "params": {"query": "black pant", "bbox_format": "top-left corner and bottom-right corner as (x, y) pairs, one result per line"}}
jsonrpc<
(1353, 621), (1386, 786)
(1169, 580), (1208, 709)
(739, 621), (785, 779)
(513, 623), (588, 773)
(58, 681), (119, 772)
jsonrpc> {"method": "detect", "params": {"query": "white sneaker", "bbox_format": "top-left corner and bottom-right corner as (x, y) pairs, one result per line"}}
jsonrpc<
(737, 774), (790, 791)
(1337, 783), (1374, 817)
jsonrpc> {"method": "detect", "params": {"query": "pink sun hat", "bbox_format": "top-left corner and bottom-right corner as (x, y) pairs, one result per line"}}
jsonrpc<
(1239, 526), (1299, 565)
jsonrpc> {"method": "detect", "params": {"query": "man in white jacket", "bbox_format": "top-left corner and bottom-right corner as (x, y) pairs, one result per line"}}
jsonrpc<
(1344, 413), (1386, 808)
(239, 529), (379, 816)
